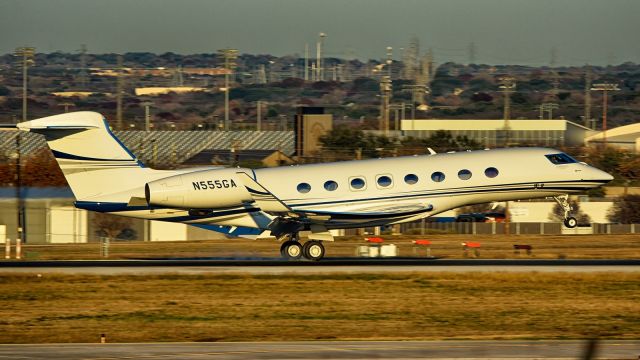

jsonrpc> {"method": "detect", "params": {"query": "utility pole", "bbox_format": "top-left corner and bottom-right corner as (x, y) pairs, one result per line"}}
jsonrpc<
(218, 48), (239, 130)
(590, 83), (620, 147)
(584, 65), (593, 128)
(540, 102), (559, 119)
(499, 76), (516, 147)
(116, 54), (124, 130)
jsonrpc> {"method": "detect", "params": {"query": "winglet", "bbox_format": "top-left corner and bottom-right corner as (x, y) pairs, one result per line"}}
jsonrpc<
(236, 172), (291, 213)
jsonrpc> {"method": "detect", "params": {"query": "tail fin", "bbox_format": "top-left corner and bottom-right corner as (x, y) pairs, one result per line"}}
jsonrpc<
(18, 112), (146, 200)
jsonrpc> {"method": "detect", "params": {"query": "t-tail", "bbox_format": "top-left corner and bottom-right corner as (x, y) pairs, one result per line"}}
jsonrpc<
(17, 111), (149, 201)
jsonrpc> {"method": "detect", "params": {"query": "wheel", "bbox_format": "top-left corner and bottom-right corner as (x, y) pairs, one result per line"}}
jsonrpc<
(280, 240), (302, 260)
(564, 217), (578, 228)
(302, 241), (325, 261)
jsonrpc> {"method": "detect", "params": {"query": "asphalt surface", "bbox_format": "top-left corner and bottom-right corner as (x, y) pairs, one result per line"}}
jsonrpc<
(0, 340), (638, 360)
(1, 258), (639, 274)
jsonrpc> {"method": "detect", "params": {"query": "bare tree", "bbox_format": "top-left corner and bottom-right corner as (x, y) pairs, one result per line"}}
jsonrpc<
(607, 195), (640, 224)
(94, 213), (134, 240)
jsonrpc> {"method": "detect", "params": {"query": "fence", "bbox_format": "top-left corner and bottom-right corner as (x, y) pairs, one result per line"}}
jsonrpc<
(397, 221), (639, 235)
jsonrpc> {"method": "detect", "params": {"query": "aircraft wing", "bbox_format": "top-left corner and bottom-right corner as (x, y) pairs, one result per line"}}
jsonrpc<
(236, 172), (291, 213)
(296, 203), (433, 219)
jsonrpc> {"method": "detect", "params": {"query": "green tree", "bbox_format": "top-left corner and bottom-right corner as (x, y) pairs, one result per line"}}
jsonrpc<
(319, 126), (396, 159)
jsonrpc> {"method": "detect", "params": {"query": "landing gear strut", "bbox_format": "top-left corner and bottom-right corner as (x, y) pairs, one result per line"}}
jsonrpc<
(553, 195), (577, 228)
(279, 234), (326, 261)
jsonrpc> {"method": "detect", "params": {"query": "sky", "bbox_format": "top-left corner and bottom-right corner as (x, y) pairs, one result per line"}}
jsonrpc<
(1, 0), (639, 66)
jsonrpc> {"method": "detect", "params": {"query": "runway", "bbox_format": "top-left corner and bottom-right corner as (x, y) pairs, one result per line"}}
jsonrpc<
(0, 340), (638, 360)
(1, 258), (639, 274)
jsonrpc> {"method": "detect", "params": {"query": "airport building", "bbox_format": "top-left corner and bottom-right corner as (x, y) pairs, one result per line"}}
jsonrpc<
(400, 119), (595, 147)
(585, 122), (640, 152)
(0, 188), (228, 244)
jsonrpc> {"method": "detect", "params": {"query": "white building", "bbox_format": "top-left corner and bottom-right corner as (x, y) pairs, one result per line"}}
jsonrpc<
(401, 119), (595, 147)
(585, 123), (640, 153)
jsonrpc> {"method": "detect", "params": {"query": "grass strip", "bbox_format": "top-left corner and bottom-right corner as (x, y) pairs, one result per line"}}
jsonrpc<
(0, 272), (638, 343)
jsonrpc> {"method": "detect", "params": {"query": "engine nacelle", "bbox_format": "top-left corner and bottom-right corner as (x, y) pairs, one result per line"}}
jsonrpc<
(145, 168), (254, 209)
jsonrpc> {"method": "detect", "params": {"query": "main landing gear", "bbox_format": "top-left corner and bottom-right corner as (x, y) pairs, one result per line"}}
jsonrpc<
(279, 234), (325, 261)
(553, 195), (577, 228)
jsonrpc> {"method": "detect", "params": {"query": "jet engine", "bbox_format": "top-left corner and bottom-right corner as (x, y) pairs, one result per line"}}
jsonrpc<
(145, 169), (254, 209)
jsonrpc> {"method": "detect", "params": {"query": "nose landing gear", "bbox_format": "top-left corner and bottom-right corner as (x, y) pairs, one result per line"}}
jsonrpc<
(553, 195), (577, 228)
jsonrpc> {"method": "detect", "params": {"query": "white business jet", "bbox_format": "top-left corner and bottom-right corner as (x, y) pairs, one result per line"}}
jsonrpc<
(14, 112), (613, 260)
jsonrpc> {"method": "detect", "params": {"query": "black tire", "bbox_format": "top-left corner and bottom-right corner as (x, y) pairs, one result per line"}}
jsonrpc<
(564, 217), (578, 228)
(280, 240), (303, 260)
(302, 241), (325, 261)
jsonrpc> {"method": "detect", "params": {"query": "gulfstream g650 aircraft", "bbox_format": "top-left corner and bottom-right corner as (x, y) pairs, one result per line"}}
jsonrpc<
(15, 112), (612, 260)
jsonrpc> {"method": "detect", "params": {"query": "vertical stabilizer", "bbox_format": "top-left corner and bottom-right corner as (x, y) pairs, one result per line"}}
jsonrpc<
(17, 112), (146, 200)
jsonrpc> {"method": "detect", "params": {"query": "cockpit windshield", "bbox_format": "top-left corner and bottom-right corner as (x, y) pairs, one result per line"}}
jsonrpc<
(545, 153), (577, 165)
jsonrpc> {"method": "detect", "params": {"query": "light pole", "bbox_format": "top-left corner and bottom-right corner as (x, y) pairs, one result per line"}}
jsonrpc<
(218, 49), (239, 130)
(13, 47), (34, 246)
(256, 101), (267, 131)
(498, 76), (516, 147)
(316, 33), (326, 81)
(590, 83), (620, 147)
(498, 76), (516, 236)
(14, 47), (35, 122)
(141, 102), (153, 132)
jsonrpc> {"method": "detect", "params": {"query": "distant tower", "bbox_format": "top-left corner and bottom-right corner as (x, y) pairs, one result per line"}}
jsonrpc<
(468, 41), (477, 65)
(426, 48), (435, 80)
(402, 36), (420, 80)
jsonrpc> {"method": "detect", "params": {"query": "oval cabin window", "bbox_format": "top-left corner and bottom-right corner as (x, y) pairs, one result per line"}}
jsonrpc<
(324, 180), (338, 191)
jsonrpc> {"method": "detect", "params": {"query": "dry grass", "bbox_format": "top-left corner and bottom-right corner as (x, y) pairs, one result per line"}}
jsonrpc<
(15, 234), (640, 260)
(0, 272), (638, 343)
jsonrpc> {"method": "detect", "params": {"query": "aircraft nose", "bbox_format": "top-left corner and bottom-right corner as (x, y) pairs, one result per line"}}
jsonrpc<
(593, 168), (614, 183)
